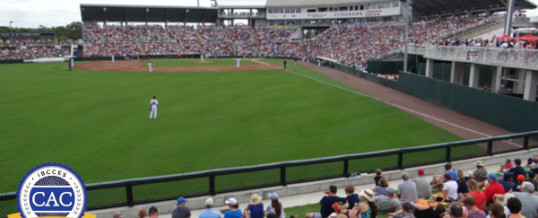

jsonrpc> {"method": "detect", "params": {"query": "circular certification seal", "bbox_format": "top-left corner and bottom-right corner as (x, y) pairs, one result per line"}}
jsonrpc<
(17, 163), (87, 218)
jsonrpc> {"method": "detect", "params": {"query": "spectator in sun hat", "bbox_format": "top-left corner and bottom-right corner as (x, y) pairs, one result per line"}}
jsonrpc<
(471, 160), (488, 184)
(356, 189), (378, 218)
(172, 197), (191, 218)
(266, 193), (284, 218)
(199, 198), (221, 218)
(243, 194), (263, 218)
(225, 197), (242, 218)
(412, 168), (431, 199)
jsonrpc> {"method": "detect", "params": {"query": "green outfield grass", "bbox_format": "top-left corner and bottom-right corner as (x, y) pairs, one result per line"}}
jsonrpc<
(143, 58), (256, 67)
(0, 59), (484, 214)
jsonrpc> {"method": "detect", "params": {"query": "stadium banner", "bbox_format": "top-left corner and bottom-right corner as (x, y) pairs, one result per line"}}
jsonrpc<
(267, 7), (400, 20)
(0, 33), (55, 37)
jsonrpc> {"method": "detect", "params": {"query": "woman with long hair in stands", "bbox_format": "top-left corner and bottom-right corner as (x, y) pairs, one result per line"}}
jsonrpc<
(356, 189), (377, 218)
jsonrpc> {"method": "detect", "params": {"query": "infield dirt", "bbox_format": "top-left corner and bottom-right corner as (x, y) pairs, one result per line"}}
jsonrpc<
(75, 59), (283, 72)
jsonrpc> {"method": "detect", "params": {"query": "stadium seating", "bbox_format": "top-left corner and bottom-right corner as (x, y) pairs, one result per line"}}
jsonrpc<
(3, 15), (535, 62)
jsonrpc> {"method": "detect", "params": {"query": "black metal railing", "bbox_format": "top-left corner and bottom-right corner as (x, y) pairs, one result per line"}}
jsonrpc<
(1, 131), (537, 214)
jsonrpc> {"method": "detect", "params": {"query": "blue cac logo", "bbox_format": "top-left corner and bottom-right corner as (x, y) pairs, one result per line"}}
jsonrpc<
(17, 163), (87, 218)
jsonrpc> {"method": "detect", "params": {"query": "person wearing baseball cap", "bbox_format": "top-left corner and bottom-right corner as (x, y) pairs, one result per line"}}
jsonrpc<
(199, 198), (220, 218)
(412, 168), (431, 199)
(172, 197), (191, 218)
(224, 197), (242, 218)
(267, 193), (284, 218)
(484, 174), (505, 207)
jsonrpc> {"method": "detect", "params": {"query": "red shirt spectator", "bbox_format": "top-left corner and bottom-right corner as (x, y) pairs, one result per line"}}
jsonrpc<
(484, 174), (505, 206)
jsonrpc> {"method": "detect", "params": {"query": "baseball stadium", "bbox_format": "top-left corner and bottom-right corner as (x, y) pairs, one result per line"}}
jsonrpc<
(1, 0), (538, 217)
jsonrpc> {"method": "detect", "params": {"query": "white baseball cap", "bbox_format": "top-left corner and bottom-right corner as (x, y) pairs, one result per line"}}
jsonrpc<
(225, 197), (237, 205)
(205, 198), (214, 206)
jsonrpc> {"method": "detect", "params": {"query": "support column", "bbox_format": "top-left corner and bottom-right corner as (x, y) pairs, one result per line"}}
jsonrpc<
(450, 61), (465, 85)
(524, 70), (537, 101)
(514, 69), (526, 94)
(469, 63), (480, 88)
(425, 58), (434, 78)
(492, 67), (503, 93)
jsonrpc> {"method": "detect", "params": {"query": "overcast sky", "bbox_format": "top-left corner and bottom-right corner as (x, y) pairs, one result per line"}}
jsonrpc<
(1, 0), (537, 28)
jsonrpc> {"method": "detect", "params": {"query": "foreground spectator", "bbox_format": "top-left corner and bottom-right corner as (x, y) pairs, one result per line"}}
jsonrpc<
(456, 170), (468, 194)
(225, 198), (242, 218)
(499, 173), (517, 192)
(138, 207), (148, 218)
(442, 173), (458, 202)
(199, 198), (221, 218)
(335, 198), (358, 218)
(267, 193), (284, 218)
(392, 202), (415, 218)
(449, 202), (464, 218)
(471, 161), (488, 186)
(513, 182), (538, 218)
(357, 189), (378, 218)
(306, 185), (340, 218)
(509, 159), (526, 180)
(172, 197), (191, 218)
(374, 187), (400, 214)
(243, 194), (263, 218)
(467, 179), (486, 211)
(485, 174), (505, 207)
(113, 211), (123, 218)
(148, 206), (158, 218)
(374, 169), (383, 186)
(461, 194), (486, 218)
(398, 171), (418, 203)
(374, 177), (389, 196)
(488, 202), (507, 218)
(506, 198), (525, 218)
(412, 168), (431, 199)
(344, 185), (359, 209)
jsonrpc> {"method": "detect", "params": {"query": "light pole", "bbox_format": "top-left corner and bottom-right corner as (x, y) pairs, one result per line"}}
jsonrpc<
(9, 21), (13, 33)
(401, 0), (412, 73)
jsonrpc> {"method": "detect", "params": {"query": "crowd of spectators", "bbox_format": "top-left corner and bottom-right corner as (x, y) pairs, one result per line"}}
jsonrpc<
(109, 155), (538, 218)
(0, 38), (72, 59)
(2, 15), (537, 61)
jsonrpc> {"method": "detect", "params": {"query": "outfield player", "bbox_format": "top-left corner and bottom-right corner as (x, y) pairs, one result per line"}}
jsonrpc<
(236, 58), (240, 68)
(111, 54), (115, 63)
(148, 62), (153, 72)
(149, 96), (159, 119)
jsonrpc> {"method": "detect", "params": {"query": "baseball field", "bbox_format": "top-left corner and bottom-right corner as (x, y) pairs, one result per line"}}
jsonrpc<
(0, 58), (480, 199)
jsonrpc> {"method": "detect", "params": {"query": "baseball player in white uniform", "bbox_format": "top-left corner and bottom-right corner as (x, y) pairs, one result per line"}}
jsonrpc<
(236, 58), (240, 68)
(148, 62), (153, 72)
(149, 96), (159, 119)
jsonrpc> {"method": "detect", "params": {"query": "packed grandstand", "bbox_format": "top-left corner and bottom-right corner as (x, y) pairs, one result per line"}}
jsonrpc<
(1, 14), (537, 67)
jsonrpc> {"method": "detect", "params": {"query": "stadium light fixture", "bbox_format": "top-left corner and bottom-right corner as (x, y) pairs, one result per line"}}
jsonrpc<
(9, 21), (13, 33)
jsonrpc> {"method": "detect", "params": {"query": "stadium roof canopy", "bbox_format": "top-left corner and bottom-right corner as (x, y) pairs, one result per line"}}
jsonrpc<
(80, 4), (219, 23)
(266, 0), (537, 18)
(412, 0), (536, 18)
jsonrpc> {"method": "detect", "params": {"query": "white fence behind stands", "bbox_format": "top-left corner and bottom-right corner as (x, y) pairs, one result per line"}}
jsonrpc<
(425, 46), (538, 71)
